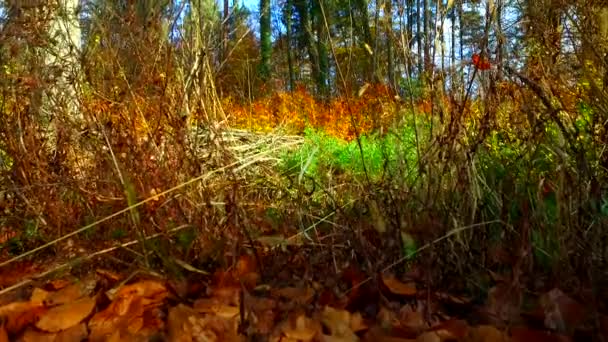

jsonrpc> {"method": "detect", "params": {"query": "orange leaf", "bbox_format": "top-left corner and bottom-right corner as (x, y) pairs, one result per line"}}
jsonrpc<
(0, 301), (46, 334)
(54, 323), (88, 342)
(36, 297), (96, 333)
(19, 327), (56, 342)
(381, 274), (417, 296)
(43, 283), (86, 306)
(0, 325), (7, 342)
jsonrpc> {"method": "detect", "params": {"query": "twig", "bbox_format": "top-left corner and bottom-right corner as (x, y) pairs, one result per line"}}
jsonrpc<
(0, 142), (282, 269)
(344, 220), (504, 294)
(0, 224), (192, 297)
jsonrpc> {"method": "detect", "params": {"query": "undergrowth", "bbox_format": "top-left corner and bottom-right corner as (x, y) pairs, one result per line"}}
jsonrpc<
(0, 1), (607, 324)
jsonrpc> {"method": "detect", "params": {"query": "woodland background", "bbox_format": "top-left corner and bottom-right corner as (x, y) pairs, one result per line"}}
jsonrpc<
(0, 0), (607, 338)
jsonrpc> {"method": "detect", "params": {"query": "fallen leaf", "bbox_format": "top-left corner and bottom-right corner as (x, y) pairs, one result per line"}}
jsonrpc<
(485, 283), (522, 324)
(399, 310), (425, 334)
(0, 301), (46, 334)
(19, 327), (57, 342)
(321, 306), (358, 340)
(89, 296), (145, 342)
(30, 288), (50, 304)
(210, 285), (241, 306)
(0, 325), (7, 342)
(167, 304), (198, 342)
(36, 297), (96, 332)
(416, 332), (441, 342)
(253, 308), (276, 335)
(246, 295), (277, 312)
(113, 280), (167, 305)
(465, 325), (509, 342)
(381, 274), (417, 296)
(45, 279), (72, 291)
(363, 326), (416, 342)
(540, 288), (587, 332)
(215, 304), (240, 319)
(510, 326), (572, 342)
(350, 312), (367, 333)
(43, 283), (86, 306)
(430, 319), (469, 340)
(54, 323), (89, 342)
(282, 315), (319, 341)
(274, 286), (315, 305)
(0, 262), (39, 288)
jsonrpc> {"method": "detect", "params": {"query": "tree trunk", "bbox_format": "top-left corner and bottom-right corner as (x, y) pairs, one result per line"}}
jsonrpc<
(259, 0), (272, 81)
(423, 0), (431, 73)
(313, 0), (329, 98)
(223, 0), (230, 60)
(387, 0), (394, 89)
(458, 0), (464, 92)
(416, 0), (422, 75)
(294, 0), (321, 95)
(284, 0), (296, 91)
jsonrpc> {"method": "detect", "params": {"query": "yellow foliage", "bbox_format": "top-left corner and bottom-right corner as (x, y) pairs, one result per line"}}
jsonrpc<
(224, 84), (398, 140)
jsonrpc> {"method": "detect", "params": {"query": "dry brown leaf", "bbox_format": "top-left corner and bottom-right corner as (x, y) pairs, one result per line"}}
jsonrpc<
(0, 262), (39, 288)
(0, 325), (8, 342)
(399, 310), (425, 334)
(29, 288), (49, 304)
(211, 285), (241, 306)
(282, 315), (319, 341)
(54, 323), (88, 342)
(253, 308), (276, 335)
(485, 284), (522, 324)
(193, 298), (239, 318)
(45, 279), (72, 291)
(139, 307), (165, 338)
(247, 295), (277, 312)
(215, 304), (240, 319)
(19, 327), (57, 342)
(167, 304), (197, 342)
(112, 280), (167, 304)
(0, 301), (46, 334)
(193, 298), (219, 312)
(465, 325), (509, 342)
(363, 326), (416, 342)
(381, 274), (417, 296)
(350, 312), (367, 333)
(274, 286), (315, 304)
(376, 306), (397, 330)
(510, 326), (572, 342)
(416, 332), (441, 342)
(89, 295), (145, 341)
(540, 288), (587, 332)
(36, 297), (96, 333)
(126, 316), (144, 335)
(321, 306), (358, 340)
(43, 284), (85, 307)
(430, 319), (469, 340)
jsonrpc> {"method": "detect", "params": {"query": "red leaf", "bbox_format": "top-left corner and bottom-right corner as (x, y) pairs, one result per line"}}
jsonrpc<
(472, 53), (492, 70)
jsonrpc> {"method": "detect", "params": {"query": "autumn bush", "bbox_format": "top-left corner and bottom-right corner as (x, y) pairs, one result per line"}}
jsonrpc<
(0, 5), (261, 269)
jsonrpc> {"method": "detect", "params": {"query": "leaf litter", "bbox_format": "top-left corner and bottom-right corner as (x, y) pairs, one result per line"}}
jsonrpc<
(0, 251), (601, 342)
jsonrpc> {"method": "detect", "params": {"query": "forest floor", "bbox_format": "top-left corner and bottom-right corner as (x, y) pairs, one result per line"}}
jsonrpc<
(0, 240), (601, 342)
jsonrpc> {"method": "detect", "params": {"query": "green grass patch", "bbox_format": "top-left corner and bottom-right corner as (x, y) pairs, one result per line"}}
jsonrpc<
(281, 115), (427, 185)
